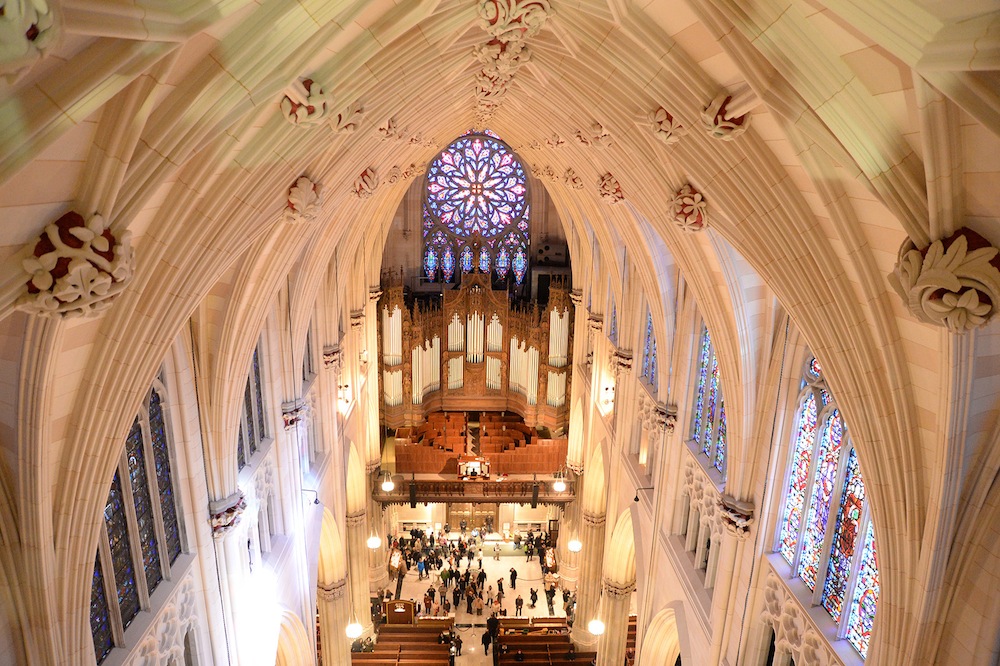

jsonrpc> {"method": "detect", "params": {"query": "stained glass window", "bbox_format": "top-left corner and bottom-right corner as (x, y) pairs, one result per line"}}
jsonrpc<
(713, 401), (726, 472)
(237, 427), (246, 471)
(798, 409), (845, 590)
(689, 325), (727, 476)
(641, 312), (654, 379)
(423, 133), (530, 284)
(105, 471), (140, 628)
(778, 392), (818, 564)
(150, 389), (182, 563)
(609, 298), (618, 344)
(692, 329), (711, 443)
(254, 348), (266, 436)
(822, 447), (865, 621)
(775, 354), (879, 659)
(649, 340), (658, 392)
(847, 522), (879, 658)
(126, 418), (162, 593)
(91, 555), (114, 664)
(244, 381), (257, 456)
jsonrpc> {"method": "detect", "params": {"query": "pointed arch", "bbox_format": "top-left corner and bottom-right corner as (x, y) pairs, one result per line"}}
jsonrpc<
(345, 442), (367, 515)
(639, 606), (689, 666)
(274, 608), (313, 666)
(604, 510), (636, 587)
(581, 444), (607, 516)
(318, 508), (346, 586)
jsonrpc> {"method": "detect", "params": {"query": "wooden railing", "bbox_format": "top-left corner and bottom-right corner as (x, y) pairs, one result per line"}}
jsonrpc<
(373, 479), (575, 506)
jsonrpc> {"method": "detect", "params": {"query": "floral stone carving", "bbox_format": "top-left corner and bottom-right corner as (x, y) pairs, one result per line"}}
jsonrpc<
(702, 93), (750, 141)
(280, 78), (330, 126)
(209, 493), (246, 537)
(888, 228), (1000, 333)
(648, 107), (684, 145)
(354, 167), (379, 199)
(670, 184), (708, 231)
(331, 101), (363, 133)
(478, 0), (551, 43)
(283, 176), (322, 224)
(563, 168), (583, 190)
(0, 0), (58, 82)
(17, 212), (134, 318)
(598, 172), (624, 205)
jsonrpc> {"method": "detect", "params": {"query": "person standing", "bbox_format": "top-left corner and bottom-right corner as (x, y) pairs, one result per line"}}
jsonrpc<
(494, 543), (501, 560)
(510, 567), (518, 590)
(497, 578), (504, 596)
(482, 629), (492, 655)
(515, 595), (524, 616)
(529, 588), (538, 608)
(453, 635), (463, 656)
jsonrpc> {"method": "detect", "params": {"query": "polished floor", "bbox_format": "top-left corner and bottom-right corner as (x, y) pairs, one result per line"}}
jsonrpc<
(392, 538), (569, 665)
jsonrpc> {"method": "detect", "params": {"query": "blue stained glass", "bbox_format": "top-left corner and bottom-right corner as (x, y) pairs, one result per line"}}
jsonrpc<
(479, 246), (491, 273)
(692, 329), (711, 443)
(847, 522), (879, 658)
(91, 555), (113, 664)
(460, 246), (474, 273)
(253, 348), (266, 438)
(424, 248), (438, 280)
(714, 401), (726, 473)
(442, 246), (455, 282)
(642, 313), (653, 378)
(822, 447), (865, 621)
(649, 340), (658, 391)
(496, 247), (510, 278)
(237, 426), (246, 471)
(809, 357), (823, 377)
(704, 354), (720, 457)
(512, 247), (527, 285)
(609, 302), (618, 344)
(778, 392), (818, 564)
(798, 410), (845, 590)
(126, 418), (162, 593)
(244, 381), (257, 455)
(149, 390), (182, 563)
(105, 471), (140, 628)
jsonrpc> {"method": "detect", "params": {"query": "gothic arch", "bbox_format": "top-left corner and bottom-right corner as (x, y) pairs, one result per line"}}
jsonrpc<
(604, 510), (636, 587)
(318, 508), (346, 586)
(639, 606), (688, 666)
(581, 443), (607, 517)
(345, 442), (367, 515)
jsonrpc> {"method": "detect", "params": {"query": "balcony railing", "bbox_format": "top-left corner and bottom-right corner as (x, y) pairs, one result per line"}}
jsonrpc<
(373, 479), (575, 505)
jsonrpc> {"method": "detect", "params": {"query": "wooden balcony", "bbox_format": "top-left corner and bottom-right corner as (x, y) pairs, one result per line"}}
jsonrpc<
(373, 479), (575, 506)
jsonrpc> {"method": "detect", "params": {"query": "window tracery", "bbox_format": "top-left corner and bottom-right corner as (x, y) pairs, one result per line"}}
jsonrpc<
(640, 311), (658, 392)
(238, 343), (269, 471)
(689, 326), (726, 476)
(423, 132), (530, 285)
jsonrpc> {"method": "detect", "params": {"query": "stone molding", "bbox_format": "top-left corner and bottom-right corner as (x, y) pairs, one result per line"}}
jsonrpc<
(378, 116), (406, 140)
(563, 168), (584, 190)
(648, 107), (684, 145)
(280, 78), (330, 126)
(17, 211), (134, 318)
(368, 286), (383, 302)
(350, 309), (366, 330)
(581, 511), (606, 528)
(281, 398), (310, 431)
(0, 0), (58, 82)
(346, 510), (367, 528)
(888, 227), (1000, 332)
(209, 492), (246, 538)
(386, 162), (425, 184)
(719, 494), (755, 538)
(586, 312), (604, 336)
(354, 167), (379, 199)
(569, 289), (583, 308)
(761, 569), (838, 666)
(598, 172), (624, 205)
(566, 460), (584, 475)
(317, 578), (348, 602)
(702, 92), (750, 140)
(282, 176), (322, 224)
(575, 122), (612, 147)
(611, 349), (633, 376)
(366, 459), (380, 475)
(120, 575), (197, 666)
(670, 184), (708, 232)
(602, 579), (636, 598)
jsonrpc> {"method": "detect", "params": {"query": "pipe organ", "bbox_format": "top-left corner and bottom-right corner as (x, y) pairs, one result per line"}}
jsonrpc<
(378, 272), (573, 431)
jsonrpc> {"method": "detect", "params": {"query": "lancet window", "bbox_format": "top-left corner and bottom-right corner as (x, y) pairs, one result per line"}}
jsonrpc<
(640, 311), (658, 392)
(91, 377), (185, 664)
(238, 343), (270, 471)
(423, 131), (530, 285)
(689, 326), (727, 475)
(775, 355), (879, 658)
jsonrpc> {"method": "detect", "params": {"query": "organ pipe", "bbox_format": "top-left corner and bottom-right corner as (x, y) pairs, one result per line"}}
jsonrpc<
(548, 307), (569, 367)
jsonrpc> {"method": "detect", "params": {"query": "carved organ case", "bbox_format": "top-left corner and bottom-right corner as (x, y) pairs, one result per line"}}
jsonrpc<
(378, 272), (572, 431)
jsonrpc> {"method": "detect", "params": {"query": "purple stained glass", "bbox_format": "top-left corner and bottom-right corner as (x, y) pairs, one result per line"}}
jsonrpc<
(105, 470), (140, 628)
(442, 246), (455, 282)
(714, 400), (726, 473)
(125, 418), (162, 593)
(847, 521), (879, 658)
(797, 409), (845, 590)
(149, 389), (182, 563)
(424, 248), (438, 280)
(91, 555), (113, 664)
(460, 246), (474, 273)
(512, 247), (527, 285)
(822, 447), (866, 621)
(649, 340), (658, 391)
(642, 312), (653, 378)
(809, 357), (823, 377)
(479, 246), (491, 273)
(778, 391), (819, 564)
(692, 329), (711, 444)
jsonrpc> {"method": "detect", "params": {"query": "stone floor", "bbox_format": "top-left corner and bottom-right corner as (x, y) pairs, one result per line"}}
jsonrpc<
(391, 537), (569, 666)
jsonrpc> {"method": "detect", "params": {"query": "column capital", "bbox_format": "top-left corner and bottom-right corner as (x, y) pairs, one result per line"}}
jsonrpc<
(366, 459), (380, 475)
(350, 309), (365, 330)
(655, 404), (677, 435)
(581, 511), (606, 528)
(208, 491), (247, 539)
(586, 311), (604, 337)
(566, 460), (584, 475)
(323, 345), (342, 371)
(368, 286), (383, 302)
(281, 398), (310, 431)
(346, 510), (367, 528)
(719, 494), (755, 539)
(602, 578), (635, 598)
(569, 289), (584, 308)
(318, 578), (348, 602)
(611, 348), (633, 376)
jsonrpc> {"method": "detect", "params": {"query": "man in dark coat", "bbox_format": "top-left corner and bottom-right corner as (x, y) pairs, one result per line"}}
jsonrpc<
(481, 630), (492, 655)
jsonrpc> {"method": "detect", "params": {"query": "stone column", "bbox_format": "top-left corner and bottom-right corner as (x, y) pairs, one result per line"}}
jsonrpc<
(556, 467), (582, 590)
(317, 578), (351, 666)
(709, 495), (755, 664)
(571, 509), (606, 649)
(367, 461), (390, 592)
(596, 579), (635, 666)
(345, 509), (374, 637)
(208, 492), (248, 663)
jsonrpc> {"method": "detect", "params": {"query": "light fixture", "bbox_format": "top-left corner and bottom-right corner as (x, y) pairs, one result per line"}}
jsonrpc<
(588, 618), (605, 636)
(367, 533), (382, 549)
(634, 486), (655, 503)
(568, 538), (582, 553)
(552, 471), (566, 493)
(380, 471), (395, 492)
(345, 621), (363, 639)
